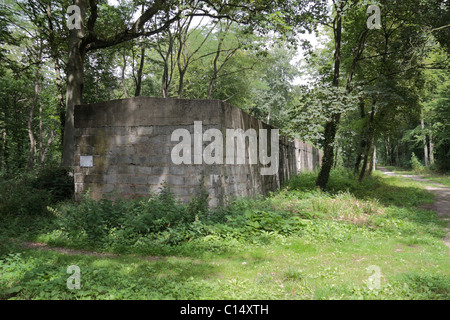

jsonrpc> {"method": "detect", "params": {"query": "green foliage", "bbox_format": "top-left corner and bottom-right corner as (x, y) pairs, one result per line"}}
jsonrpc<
(410, 152), (426, 173)
(0, 166), (73, 217)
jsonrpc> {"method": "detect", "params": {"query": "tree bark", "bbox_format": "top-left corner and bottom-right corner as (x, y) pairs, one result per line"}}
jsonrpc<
(122, 48), (129, 98)
(316, 1), (342, 190)
(61, 0), (86, 167)
(354, 98), (366, 174)
(45, 2), (65, 150)
(421, 116), (429, 166)
(27, 44), (42, 170)
(158, 30), (174, 98)
(429, 132), (434, 165)
(37, 129), (55, 173)
(372, 143), (377, 172)
(359, 102), (375, 182)
(134, 4), (146, 97)
(384, 137), (389, 165)
(134, 42), (145, 97)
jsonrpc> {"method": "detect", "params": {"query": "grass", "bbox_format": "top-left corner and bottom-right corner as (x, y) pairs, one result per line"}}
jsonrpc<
(0, 169), (449, 300)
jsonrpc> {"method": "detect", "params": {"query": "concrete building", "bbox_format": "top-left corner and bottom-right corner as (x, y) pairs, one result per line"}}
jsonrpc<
(74, 97), (322, 206)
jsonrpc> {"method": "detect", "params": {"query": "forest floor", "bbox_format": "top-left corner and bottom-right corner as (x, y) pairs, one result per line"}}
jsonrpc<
(378, 166), (450, 250)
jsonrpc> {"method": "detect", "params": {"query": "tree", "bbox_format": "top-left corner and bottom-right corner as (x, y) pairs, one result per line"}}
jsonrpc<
(61, 0), (328, 166)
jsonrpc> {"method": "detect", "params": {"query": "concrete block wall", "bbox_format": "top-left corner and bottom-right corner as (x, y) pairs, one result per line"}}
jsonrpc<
(74, 97), (322, 206)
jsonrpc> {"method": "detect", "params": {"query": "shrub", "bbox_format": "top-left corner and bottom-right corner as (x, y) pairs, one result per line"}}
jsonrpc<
(32, 166), (73, 202)
(410, 152), (426, 174)
(55, 185), (203, 247)
(0, 166), (73, 217)
(0, 175), (53, 216)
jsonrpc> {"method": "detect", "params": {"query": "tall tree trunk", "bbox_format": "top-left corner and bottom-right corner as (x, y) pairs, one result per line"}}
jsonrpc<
(366, 142), (375, 176)
(159, 30), (174, 98)
(61, 0), (86, 167)
(384, 137), (389, 165)
(37, 129), (55, 173)
(122, 48), (129, 98)
(45, 3), (65, 150)
(429, 132), (434, 165)
(28, 44), (42, 170)
(134, 42), (145, 97)
(354, 98), (366, 174)
(372, 143), (377, 172)
(39, 96), (43, 163)
(134, 4), (146, 97)
(207, 22), (231, 99)
(359, 102), (375, 182)
(395, 144), (399, 166)
(316, 1), (342, 190)
(421, 116), (429, 167)
(0, 131), (6, 171)
(55, 58), (65, 149)
(334, 141), (339, 168)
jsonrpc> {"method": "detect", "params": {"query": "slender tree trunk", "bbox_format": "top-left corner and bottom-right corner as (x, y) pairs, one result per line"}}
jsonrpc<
(384, 138), (389, 165)
(334, 141), (339, 168)
(207, 23), (227, 99)
(54, 58), (65, 149)
(37, 129), (55, 173)
(46, 3), (65, 150)
(359, 102), (375, 182)
(0, 131), (5, 170)
(159, 30), (174, 98)
(28, 44), (42, 170)
(421, 116), (429, 167)
(359, 140), (371, 181)
(429, 132), (434, 165)
(61, 0), (86, 167)
(0, 131), (3, 171)
(27, 70), (38, 169)
(372, 143), (377, 172)
(177, 70), (186, 98)
(354, 98), (366, 174)
(395, 144), (399, 166)
(39, 96), (43, 163)
(122, 48), (129, 98)
(316, 1), (342, 190)
(368, 145), (374, 176)
(134, 4), (146, 97)
(134, 42), (145, 97)
(354, 153), (362, 173)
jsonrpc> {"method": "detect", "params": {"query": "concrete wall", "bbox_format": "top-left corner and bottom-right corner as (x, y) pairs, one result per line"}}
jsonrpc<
(74, 97), (322, 206)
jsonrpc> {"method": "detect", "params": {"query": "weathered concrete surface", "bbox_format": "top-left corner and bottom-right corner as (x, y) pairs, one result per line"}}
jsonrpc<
(74, 97), (322, 206)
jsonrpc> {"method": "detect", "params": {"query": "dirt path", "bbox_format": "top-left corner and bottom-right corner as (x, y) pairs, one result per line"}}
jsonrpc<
(377, 166), (450, 249)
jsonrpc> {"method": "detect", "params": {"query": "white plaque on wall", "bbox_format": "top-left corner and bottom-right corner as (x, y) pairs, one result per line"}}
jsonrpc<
(80, 155), (93, 167)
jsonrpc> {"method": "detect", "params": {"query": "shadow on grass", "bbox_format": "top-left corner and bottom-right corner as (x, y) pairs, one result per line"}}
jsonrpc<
(0, 245), (220, 300)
